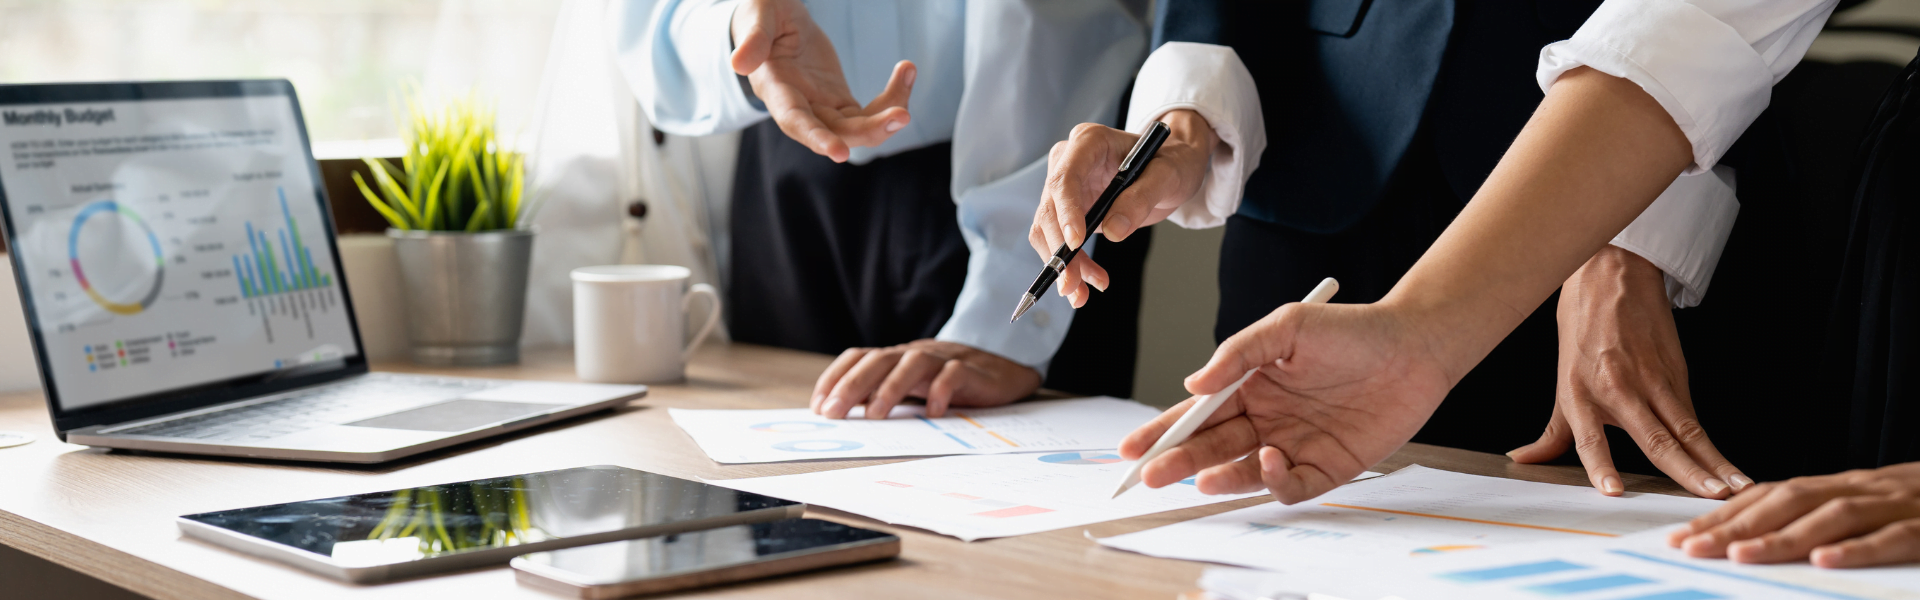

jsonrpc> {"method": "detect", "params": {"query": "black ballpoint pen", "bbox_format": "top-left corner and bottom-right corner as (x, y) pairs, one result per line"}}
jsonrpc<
(1011, 120), (1171, 323)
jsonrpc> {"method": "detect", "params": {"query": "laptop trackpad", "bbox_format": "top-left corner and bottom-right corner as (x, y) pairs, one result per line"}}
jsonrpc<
(345, 399), (553, 432)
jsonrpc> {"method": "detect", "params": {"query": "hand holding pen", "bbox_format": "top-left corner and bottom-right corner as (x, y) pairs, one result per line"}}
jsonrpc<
(1021, 110), (1221, 313)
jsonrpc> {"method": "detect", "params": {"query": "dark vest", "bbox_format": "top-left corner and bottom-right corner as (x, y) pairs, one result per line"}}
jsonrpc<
(1155, 0), (1603, 231)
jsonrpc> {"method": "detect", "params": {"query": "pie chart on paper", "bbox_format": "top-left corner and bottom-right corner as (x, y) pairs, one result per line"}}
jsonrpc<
(1037, 452), (1125, 465)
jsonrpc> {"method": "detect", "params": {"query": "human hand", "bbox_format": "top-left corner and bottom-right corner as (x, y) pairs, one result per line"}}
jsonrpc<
(1508, 246), (1749, 499)
(810, 339), (1041, 420)
(1116, 301), (1455, 503)
(730, 0), (914, 162)
(1667, 462), (1920, 568)
(1031, 110), (1215, 308)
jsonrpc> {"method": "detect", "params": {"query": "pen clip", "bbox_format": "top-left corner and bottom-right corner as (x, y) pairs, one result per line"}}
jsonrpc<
(1117, 121), (1167, 173)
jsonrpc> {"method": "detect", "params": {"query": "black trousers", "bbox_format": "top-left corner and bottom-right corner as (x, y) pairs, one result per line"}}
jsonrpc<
(1215, 129), (1560, 458)
(726, 120), (1149, 398)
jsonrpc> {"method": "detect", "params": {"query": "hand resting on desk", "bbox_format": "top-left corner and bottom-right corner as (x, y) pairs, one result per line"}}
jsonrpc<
(811, 339), (1040, 420)
(1669, 462), (1920, 568)
(1508, 245), (1751, 500)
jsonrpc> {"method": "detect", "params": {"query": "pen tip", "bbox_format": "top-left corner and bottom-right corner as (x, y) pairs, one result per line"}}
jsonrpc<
(1009, 294), (1037, 323)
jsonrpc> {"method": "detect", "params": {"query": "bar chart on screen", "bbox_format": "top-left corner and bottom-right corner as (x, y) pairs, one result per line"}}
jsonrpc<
(229, 187), (341, 344)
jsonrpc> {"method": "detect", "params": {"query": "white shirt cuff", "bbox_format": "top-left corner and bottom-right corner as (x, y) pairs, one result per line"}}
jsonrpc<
(1609, 165), (1738, 308)
(1536, 0), (1836, 174)
(936, 158), (1073, 374)
(1124, 42), (1266, 229)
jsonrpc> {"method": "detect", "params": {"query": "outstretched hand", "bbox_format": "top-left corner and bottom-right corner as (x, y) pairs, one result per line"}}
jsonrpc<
(1118, 302), (1455, 504)
(730, 0), (915, 162)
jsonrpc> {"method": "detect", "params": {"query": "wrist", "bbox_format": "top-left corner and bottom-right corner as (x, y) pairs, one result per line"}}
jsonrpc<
(1160, 109), (1216, 150)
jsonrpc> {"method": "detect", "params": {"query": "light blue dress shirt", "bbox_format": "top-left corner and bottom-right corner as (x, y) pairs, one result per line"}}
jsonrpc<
(609, 0), (1145, 373)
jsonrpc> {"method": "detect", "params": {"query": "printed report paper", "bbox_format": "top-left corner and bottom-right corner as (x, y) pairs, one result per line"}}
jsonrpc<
(670, 397), (1162, 464)
(1097, 465), (1722, 573)
(1202, 530), (1920, 600)
(710, 452), (1361, 541)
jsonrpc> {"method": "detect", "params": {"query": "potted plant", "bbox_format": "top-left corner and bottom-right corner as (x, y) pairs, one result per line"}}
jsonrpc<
(352, 92), (539, 365)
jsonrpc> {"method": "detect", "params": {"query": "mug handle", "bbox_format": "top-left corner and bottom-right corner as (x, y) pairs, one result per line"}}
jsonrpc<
(682, 283), (722, 361)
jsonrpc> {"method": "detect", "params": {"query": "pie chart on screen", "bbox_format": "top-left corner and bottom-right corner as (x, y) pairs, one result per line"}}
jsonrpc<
(1037, 452), (1124, 465)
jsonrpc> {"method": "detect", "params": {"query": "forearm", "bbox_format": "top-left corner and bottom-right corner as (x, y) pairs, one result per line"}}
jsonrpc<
(1383, 67), (1692, 383)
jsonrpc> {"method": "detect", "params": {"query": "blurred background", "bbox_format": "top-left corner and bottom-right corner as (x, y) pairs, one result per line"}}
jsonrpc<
(0, 0), (1917, 407)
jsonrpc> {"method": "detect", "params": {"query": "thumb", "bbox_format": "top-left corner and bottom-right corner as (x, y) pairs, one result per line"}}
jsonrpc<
(729, 1), (776, 75)
(1507, 407), (1573, 464)
(1186, 303), (1305, 395)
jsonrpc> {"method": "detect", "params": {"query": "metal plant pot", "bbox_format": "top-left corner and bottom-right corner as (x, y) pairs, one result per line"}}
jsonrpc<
(388, 228), (533, 365)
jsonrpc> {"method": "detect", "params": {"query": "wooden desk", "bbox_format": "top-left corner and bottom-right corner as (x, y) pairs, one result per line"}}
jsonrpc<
(0, 344), (1693, 600)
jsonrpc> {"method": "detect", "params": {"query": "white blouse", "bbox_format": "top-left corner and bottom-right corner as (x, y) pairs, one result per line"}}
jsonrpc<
(1125, 0), (1840, 307)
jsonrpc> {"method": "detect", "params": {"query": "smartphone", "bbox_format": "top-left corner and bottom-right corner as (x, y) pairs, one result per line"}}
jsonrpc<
(177, 465), (802, 583)
(511, 518), (900, 598)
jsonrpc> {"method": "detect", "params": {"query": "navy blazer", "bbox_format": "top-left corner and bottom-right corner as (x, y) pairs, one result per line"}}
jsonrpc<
(1156, 0), (1602, 233)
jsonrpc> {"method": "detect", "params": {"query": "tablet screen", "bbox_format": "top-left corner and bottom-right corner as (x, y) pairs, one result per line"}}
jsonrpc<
(180, 465), (798, 568)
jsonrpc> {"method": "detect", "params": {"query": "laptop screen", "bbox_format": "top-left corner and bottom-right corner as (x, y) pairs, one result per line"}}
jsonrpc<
(0, 81), (362, 417)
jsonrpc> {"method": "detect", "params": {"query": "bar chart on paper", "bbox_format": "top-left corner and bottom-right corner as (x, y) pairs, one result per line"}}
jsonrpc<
(669, 398), (1163, 463)
(1398, 530), (1920, 600)
(1097, 466), (1723, 574)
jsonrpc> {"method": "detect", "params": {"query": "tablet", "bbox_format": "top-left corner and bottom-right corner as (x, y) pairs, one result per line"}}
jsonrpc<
(177, 465), (802, 583)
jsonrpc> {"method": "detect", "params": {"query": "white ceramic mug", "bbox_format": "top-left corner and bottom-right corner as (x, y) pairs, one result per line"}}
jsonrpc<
(571, 265), (722, 383)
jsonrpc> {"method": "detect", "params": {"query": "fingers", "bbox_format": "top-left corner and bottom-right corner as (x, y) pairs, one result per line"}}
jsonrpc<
(1187, 304), (1305, 395)
(1044, 124), (1122, 251)
(1259, 446), (1343, 505)
(1645, 391), (1751, 493)
(1118, 392), (1250, 460)
(1611, 399), (1727, 499)
(864, 349), (944, 420)
(1139, 416), (1260, 488)
(864, 60), (915, 114)
(1669, 482), (1778, 547)
(1812, 518), (1920, 568)
(925, 358), (968, 418)
(821, 350), (903, 419)
(1194, 455), (1269, 495)
(1726, 496), (1920, 564)
(1559, 391), (1626, 496)
(762, 91), (850, 162)
(813, 348), (868, 413)
(1506, 406), (1572, 465)
(728, 0), (775, 75)
(1054, 258), (1108, 308)
(1684, 480), (1847, 558)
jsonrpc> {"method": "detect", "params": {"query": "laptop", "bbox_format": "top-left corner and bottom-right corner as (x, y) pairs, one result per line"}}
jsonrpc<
(0, 80), (646, 463)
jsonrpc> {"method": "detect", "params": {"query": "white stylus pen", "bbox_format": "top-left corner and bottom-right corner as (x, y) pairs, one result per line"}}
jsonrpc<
(1110, 277), (1339, 499)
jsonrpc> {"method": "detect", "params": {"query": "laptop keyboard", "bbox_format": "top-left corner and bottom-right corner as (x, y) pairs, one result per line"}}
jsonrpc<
(110, 375), (495, 444)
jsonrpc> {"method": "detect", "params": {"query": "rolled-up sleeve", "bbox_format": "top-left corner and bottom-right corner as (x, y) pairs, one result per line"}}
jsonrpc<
(1123, 42), (1266, 230)
(1539, 0), (1837, 307)
(1537, 0), (1838, 173)
(608, 0), (770, 136)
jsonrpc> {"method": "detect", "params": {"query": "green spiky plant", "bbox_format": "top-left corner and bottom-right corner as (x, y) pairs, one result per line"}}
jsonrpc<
(352, 90), (535, 232)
